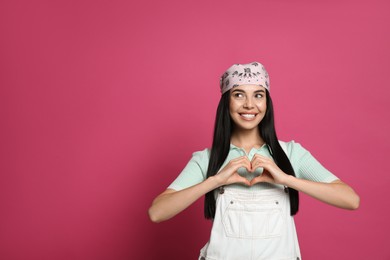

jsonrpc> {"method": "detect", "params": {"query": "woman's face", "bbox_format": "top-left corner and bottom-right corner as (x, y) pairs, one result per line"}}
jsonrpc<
(229, 84), (267, 132)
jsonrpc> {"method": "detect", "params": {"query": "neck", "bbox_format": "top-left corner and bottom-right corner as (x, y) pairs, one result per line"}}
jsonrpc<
(231, 128), (264, 152)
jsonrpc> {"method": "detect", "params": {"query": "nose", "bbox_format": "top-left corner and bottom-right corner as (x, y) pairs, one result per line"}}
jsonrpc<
(244, 97), (254, 109)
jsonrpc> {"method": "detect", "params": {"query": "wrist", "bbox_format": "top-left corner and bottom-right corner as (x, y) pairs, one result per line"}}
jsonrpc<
(207, 175), (224, 189)
(282, 174), (295, 187)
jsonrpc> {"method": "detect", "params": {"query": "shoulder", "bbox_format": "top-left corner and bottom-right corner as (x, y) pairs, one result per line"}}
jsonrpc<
(188, 148), (210, 171)
(191, 148), (210, 161)
(279, 140), (305, 149)
(278, 140), (310, 160)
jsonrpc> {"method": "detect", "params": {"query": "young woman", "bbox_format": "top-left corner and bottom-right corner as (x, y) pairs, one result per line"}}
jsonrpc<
(148, 62), (360, 259)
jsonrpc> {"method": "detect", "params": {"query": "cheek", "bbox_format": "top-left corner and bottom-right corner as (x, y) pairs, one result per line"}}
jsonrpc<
(256, 101), (267, 112)
(229, 99), (240, 112)
(229, 105), (236, 119)
(229, 101), (234, 113)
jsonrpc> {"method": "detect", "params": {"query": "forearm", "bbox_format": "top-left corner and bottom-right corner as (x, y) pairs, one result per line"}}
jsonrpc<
(148, 176), (221, 223)
(283, 176), (360, 210)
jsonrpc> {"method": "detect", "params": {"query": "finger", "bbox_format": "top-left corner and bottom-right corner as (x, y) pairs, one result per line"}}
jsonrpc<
(231, 155), (249, 163)
(252, 155), (275, 171)
(251, 159), (260, 171)
(232, 156), (252, 172)
(218, 157), (252, 182)
(251, 154), (273, 165)
(251, 153), (267, 161)
(227, 173), (250, 186)
(250, 174), (272, 186)
(224, 157), (249, 173)
(234, 175), (251, 186)
(243, 157), (253, 172)
(229, 156), (248, 167)
(251, 158), (266, 172)
(250, 175), (266, 186)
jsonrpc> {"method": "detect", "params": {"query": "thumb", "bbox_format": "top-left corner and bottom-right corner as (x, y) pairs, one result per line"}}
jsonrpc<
(233, 174), (251, 186)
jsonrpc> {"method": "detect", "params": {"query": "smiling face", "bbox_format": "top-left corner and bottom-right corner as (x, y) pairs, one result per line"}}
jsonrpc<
(229, 84), (267, 133)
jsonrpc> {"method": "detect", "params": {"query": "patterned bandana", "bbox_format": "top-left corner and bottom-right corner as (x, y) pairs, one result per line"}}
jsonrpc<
(220, 61), (270, 94)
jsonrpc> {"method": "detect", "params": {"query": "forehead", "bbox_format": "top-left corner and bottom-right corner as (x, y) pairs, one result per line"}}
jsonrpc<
(231, 84), (266, 92)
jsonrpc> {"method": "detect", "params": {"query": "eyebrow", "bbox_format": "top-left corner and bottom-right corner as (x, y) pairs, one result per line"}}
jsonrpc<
(232, 89), (265, 93)
(254, 89), (265, 93)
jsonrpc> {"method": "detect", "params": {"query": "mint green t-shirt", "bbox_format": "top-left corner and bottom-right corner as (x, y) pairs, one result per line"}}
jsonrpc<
(168, 140), (339, 191)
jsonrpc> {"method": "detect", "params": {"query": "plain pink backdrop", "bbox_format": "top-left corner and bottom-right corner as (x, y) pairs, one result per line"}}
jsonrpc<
(1, 0), (389, 259)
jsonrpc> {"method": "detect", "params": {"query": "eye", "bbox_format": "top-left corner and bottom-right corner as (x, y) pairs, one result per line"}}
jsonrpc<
(233, 93), (244, 98)
(254, 93), (263, 99)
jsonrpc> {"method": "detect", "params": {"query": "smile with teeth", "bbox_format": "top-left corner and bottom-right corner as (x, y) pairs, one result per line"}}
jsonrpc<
(240, 113), (257, 120)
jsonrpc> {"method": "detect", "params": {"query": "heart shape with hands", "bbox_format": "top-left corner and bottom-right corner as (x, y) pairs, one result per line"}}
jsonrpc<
(216, 154), (288, 187)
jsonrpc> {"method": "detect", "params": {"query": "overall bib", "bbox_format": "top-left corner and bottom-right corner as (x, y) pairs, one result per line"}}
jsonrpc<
(199, 185), (301, 260)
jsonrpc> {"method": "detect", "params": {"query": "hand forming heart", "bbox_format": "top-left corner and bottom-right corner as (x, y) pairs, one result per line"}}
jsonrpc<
(249, 154), (288, 186)
(215, 155), (289, 187)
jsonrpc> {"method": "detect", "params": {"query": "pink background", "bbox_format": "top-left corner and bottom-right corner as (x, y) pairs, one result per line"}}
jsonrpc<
(1, 0), (389, 259)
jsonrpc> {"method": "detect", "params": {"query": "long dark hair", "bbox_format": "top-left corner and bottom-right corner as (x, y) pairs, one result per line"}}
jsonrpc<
(204, 89), (299, 219)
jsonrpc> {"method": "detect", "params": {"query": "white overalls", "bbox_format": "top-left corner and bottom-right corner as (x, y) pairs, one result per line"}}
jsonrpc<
(199, 143), (301, 260)
(199, 185), (301, 260)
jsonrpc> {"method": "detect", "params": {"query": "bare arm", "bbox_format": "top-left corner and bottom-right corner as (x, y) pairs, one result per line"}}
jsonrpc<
(148, 156), (252, 223)
(148, 176), (219, 223)
(250, 154), (360, 210)
(284, 177), (359, 210)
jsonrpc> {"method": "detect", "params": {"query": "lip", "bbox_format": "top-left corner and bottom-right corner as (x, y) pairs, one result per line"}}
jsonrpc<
(239, 113), (258, 121)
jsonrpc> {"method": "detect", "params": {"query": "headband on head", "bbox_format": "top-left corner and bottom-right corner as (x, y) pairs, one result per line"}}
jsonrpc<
(219, 61), (270, 94)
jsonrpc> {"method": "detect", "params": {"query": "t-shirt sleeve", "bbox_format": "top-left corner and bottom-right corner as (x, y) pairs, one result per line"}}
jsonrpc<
(167, 149), (210, 191)
(286, 141), (339, 183)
